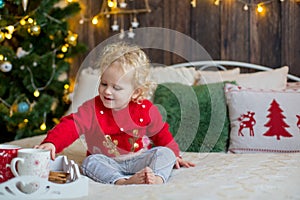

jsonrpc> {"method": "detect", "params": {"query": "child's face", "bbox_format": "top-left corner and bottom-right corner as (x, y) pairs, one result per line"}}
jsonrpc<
(98, 61), (140, 111)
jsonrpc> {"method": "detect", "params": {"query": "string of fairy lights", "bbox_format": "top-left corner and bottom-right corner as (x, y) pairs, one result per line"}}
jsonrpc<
(1, 0), (297, 132)
(0, 20), (77, 97)
(190, 0), (294, 13)
(77, 0), (151, 39)
(79, 0), (294, 39)
(212, 0), (287, 12)
(0, 0), (77, 131)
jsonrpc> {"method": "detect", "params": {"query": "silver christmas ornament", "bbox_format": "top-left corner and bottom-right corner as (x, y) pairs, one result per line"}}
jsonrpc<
(1, 61), (13, 72)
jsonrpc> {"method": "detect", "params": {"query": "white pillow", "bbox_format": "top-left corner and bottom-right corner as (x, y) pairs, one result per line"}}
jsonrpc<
(198, 66), (288, 90)
(234, 66), (289, 90)
(66, 67), (100, 114)
(196, 68), (240, 85)
(225, 83), (300, 153)
(150, 66), (196, 85)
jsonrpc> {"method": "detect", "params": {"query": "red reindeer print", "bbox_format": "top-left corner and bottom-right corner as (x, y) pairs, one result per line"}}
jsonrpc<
(297, 115), (300, 130)
(238, 111), (256, 137)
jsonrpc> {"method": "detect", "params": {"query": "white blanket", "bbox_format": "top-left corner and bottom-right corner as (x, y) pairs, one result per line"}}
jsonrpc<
(6, 135), (300, 200)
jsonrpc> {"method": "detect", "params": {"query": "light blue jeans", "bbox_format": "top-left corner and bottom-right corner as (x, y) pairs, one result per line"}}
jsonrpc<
(81, 147), (176, 184)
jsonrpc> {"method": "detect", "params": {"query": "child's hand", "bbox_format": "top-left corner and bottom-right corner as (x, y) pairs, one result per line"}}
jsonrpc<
(174, 156), (195, 169)
(34, 143), (56, 160)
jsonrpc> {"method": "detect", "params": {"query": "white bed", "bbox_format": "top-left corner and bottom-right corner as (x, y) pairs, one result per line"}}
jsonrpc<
(5, 134), (300, 200)
(3, 61), (300, 199)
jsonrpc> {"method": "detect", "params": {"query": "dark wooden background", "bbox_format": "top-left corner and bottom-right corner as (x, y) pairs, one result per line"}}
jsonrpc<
(70, 0), (300, 79)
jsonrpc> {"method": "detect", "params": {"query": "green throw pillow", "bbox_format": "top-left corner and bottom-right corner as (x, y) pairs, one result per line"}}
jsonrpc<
(154, 82), (232, 152)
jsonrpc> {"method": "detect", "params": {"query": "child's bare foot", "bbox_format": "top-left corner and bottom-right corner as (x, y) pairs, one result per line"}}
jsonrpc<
(115, 167), (163, 185)
(115, 168), (146, 185)
(144, 167), (163, 184)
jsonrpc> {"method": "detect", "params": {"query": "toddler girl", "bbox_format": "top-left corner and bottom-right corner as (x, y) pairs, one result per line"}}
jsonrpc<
(36, 42), (194, 184)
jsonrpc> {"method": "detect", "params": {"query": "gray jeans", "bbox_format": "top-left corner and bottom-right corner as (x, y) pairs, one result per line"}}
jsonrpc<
(81, 147), (176, 184)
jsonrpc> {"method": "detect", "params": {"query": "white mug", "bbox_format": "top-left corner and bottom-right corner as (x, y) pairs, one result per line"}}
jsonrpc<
(10, 148), (50, 179)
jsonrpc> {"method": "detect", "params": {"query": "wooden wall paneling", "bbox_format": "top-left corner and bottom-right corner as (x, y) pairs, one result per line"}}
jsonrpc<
(75, 0), (110, 53)
(190, 0), (221, 60)
(221, 0), (250, 63)
(250, 0), (281, 68)
(281, 0), (300, 76)
(160, 0), (172, 65)
(70, 0), (110, 80)
(169, 0), (191, 64)
(249, 2), (261, 65)
(137, 0), (165, 65)
(69, 0), (300, 78)
(161, 0), (191, 65)
(137, 0), (192, 66)
(91, 0), (111, 50)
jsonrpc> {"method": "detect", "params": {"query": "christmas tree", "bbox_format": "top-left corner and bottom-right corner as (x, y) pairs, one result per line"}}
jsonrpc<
(263, 99), (293, 140)
(0, 0), (86, 142)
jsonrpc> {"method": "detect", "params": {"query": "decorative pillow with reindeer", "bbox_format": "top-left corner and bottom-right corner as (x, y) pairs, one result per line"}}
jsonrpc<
(224, 83), (300, 153)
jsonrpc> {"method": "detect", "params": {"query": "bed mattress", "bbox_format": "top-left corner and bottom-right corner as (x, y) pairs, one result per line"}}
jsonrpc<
(5, 135), (300, 200)
(77, 152), (300, 200)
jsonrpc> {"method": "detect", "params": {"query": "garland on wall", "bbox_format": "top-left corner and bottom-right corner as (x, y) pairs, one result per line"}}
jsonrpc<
(191, 0), (298, 13)
(77, 0), (151, 39)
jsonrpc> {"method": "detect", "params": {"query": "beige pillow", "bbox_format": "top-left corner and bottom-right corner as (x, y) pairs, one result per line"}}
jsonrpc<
(150, 66), (196, 85)
(234, 66), (289, 90)
(66, 67), (99, 115)
(196, 68), (240, 85)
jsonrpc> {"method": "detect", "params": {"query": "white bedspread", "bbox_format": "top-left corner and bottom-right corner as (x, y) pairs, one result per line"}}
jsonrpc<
(6, 136), (300, 200)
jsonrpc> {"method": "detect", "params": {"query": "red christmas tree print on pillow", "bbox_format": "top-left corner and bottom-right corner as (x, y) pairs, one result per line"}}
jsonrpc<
(297, 115), (300, 131)
(263, 99), (293, 140)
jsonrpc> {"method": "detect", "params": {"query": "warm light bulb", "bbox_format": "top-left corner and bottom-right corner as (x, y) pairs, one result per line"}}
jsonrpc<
(5, 33), (12, 40)
(61, 44), (68, 53)
(20, 19), (26, 25)
(66, 33), (78, 46)
(214, 0), (220, 6)
(28, 18), (34, 24)
(24, 119), (29, 123)
(92, 16), (99, 25)
(64, 84), (70, 90)
(57, 54), (64, 59)
(34, 90), (40, 97)
(108, 0), (116, 8)
(6, 25), (14, 34)
(0, 55), (4, 61)
(257, 4), (263, 13)
(243, 4), (248, 11)
(190, 0), (196, 7)
(40, 122), (46, 131)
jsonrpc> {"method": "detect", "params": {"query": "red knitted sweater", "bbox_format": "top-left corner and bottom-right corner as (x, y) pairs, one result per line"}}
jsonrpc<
(42, 97), (180, 157)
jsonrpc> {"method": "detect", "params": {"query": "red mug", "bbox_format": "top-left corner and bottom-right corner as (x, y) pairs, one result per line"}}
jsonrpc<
(0, 144), (21, 183)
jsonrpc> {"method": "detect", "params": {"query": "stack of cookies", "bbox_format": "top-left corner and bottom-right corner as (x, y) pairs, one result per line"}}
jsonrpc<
(48, 171), (70, 184)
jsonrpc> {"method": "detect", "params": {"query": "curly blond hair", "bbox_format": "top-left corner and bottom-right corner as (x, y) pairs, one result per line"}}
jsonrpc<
(98, 42), (156, 103)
